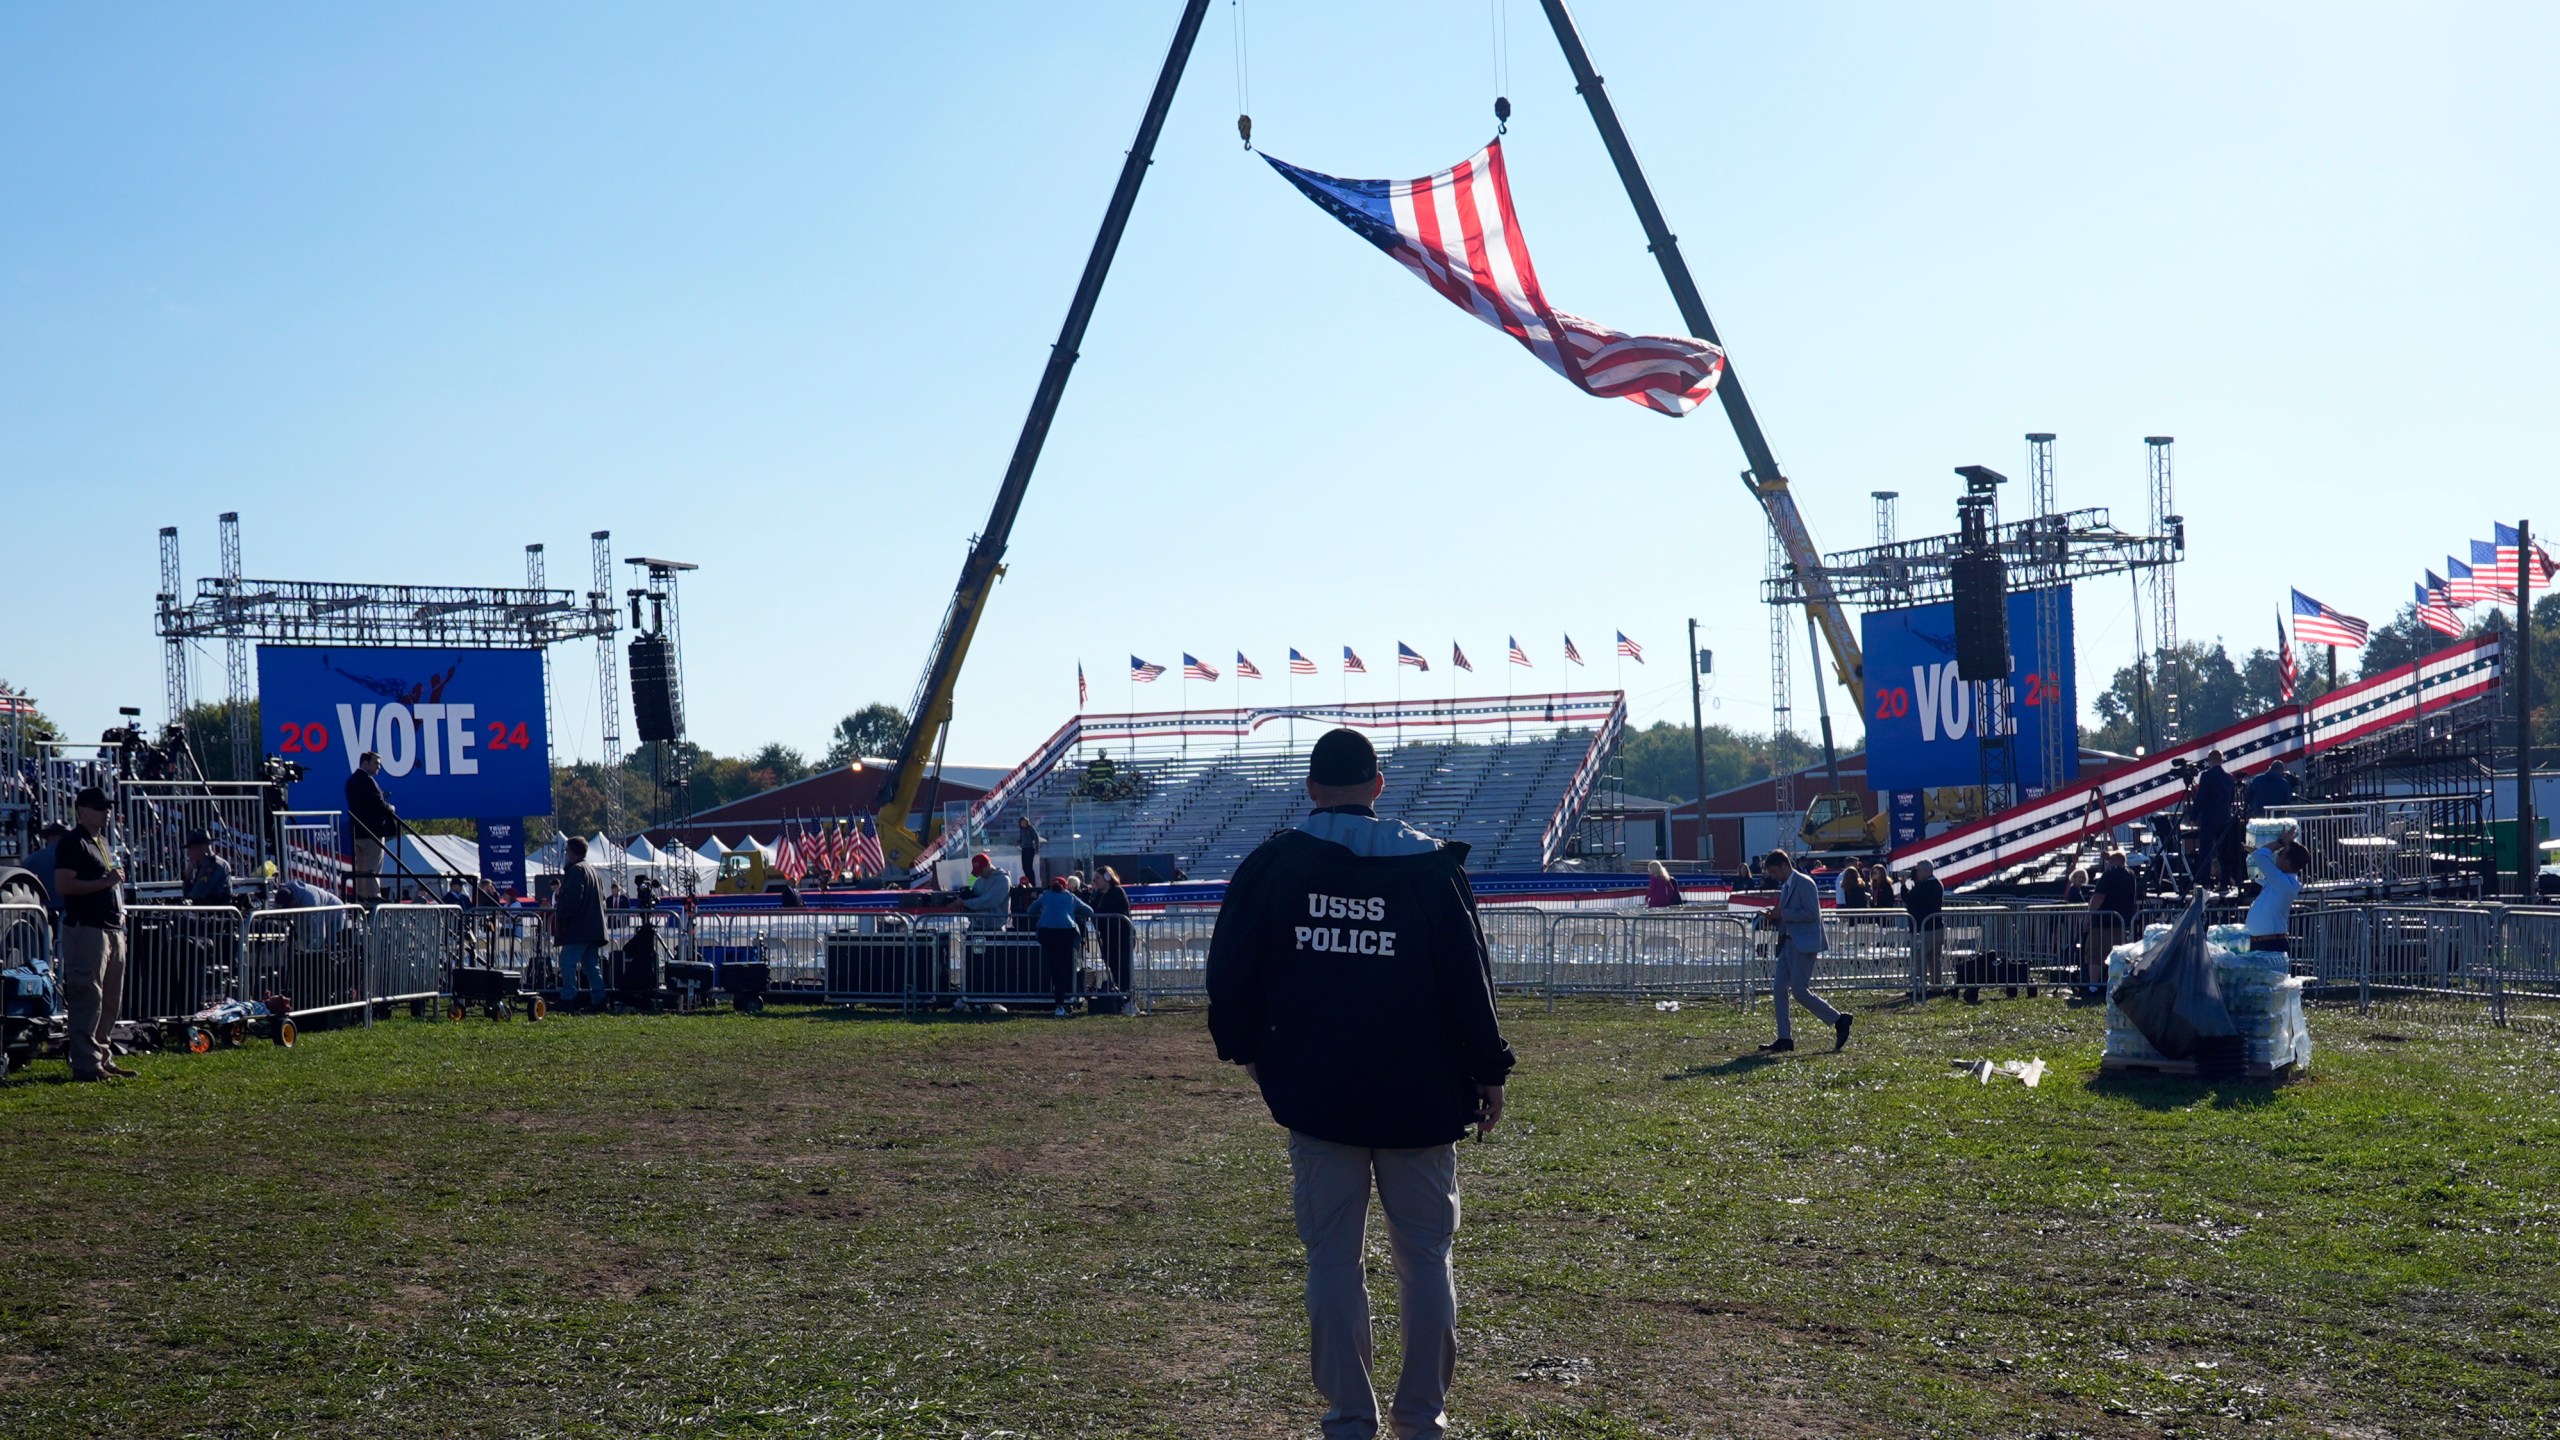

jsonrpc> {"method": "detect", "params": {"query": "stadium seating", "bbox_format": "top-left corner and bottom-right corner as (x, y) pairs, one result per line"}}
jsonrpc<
(988, 730), (1601, 879)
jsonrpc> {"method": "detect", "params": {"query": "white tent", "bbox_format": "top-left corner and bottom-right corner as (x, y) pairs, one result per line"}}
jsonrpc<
(624, 834), (663, 865)
(379, 833), (480, 897)
(695, 835), (730, 864)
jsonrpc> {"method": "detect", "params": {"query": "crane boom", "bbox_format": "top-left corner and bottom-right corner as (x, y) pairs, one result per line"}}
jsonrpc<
(873, 0), (1215, 869)
(1537, 0), (1864, 702)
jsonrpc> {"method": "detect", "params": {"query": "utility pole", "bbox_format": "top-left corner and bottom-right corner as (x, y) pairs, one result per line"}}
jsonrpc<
(2519, 518), (2538, 898)
(1688, 619), (1709, 863)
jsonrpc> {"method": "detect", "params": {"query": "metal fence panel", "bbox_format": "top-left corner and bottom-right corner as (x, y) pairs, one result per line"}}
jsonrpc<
(122, 905), (248, 1021)
(240, 905), (367, 1018)
(369, 903), (460, 1005)
(0, 901), (52, 971)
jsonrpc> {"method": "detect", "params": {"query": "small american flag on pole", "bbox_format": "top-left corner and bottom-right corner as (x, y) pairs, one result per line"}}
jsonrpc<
(2275, 613), (2297, 702)
(1183, 653), (1220, 682)
(1563, 635), (1585, 666)
(1236, 652), (1262, 679)
(1289, 648), (1319, 675)
(2290, 589), (2369, 649)
(1615, 630), (1644, 662)
(2417, 576), (2463, 637)
(2445, 556), (2482, 606)
(1343, 647), (1368, 675)
(1077, 662), (1087, 707)
(1452, 642), (1473, 672)
(849, 816), (885, 877)
(1507, 637), (1531, 667)
(1396, 642), (1429, 671)
(1263, 142), (1728, 417)
(1131, 655), (1166, 682)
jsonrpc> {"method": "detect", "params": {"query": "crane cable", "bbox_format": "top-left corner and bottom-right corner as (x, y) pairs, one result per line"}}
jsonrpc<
(1232, 0), (1253, 149)
(1491, 0), (1512, 133)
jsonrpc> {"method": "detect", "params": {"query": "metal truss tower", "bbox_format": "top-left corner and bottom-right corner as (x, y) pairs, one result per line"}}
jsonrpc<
(218, 512), (252, 779)
(1766, 525), (1794, 834)
(527, 544), (554, 775)
(1872, 491), (1898, 547)
(2143, 437), (2181, 749)
(591, 531), (627, 873)
(626, 555), (699, 825)
(2026, 435), (2067, 795)
(157, 527), (189, 727)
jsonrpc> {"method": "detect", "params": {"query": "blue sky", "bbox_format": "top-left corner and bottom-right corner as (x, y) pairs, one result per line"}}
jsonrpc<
(5, 2), (2553, 771)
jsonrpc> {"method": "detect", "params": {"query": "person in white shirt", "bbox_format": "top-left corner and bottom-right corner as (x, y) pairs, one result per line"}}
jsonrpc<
(2245, 838), (2308, 953)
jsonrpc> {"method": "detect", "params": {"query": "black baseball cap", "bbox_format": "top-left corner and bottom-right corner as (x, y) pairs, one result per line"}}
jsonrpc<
(184, 829), (214, 847)
(1308, 728), (1379, 786)
(74, 785), (112, 811)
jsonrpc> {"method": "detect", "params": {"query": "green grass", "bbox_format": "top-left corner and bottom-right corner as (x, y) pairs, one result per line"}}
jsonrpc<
(1, 995), (2555, 1438)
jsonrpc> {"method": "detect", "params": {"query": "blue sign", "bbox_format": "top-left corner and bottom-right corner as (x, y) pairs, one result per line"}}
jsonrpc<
(1888, 790), (1926, 847)
(257, 646), (554, 820)
(478, 817), (527, 896)
(1860, 588), (2078, 794)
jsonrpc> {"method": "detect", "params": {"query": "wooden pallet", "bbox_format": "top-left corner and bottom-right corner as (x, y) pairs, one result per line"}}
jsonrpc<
(2099, 1055), (2296, 1082)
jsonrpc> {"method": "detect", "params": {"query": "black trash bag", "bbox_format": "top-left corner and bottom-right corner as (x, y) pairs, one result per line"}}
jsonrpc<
(2109, 894), (2242, 1074)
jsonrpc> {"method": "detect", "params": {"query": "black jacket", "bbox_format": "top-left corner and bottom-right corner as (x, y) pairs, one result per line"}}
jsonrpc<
(345, 770), (397, 839)
(1903, 874), (1946, 928)
(1207, 828), (1515, 1149)
(2194, 765), (2237, 826)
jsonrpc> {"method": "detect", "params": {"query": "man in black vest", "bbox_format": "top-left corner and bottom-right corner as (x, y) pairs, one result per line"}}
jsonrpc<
(344, 751), (398, 904)
(1208, 728), (1515, 1440)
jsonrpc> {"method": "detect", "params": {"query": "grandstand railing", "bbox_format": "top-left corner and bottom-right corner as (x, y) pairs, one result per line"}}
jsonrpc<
(1540, 699), (1628, 868)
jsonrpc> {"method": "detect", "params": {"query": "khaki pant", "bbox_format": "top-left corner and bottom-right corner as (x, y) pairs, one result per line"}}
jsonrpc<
(353, 836), (384, 903)
(1288, 1131), (1461, 1440)
(63, 923), (128, 1078)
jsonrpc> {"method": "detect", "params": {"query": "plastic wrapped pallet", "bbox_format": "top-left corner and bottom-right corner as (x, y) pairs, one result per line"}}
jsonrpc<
(2104, 924), (2310, 1072)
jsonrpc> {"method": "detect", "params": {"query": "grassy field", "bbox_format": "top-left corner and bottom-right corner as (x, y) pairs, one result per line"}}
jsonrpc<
(1, 993), (2554, 1439)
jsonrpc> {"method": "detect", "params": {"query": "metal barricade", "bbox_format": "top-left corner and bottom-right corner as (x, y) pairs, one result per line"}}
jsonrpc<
(1478, 908), (1551, 992)
(122, 904), (248, 1021)
(0, 901), (51, 971)
(1816, 909), (1921, 994)
(239, 904), (367, 1018)
(368, 903), (461, 1012)
(961, 930), (1062, 1008)
(1133, 910), (1218, 1007)
(2496, 909), (2560, 1032)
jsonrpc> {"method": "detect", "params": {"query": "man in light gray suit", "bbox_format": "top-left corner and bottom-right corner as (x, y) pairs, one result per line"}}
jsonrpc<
(1756, 849), (1851, 1053)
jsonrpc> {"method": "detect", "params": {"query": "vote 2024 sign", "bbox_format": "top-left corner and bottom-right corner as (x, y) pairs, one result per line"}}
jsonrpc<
(256, 646), (554, 820)
(1859, 589), (2078, 795)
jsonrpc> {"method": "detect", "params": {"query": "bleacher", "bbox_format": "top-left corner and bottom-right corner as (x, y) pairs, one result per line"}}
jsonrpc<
(940, 694), (1627, 880)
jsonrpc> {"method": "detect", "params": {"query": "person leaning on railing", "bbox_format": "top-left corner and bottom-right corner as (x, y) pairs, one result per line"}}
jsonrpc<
(1026, 876), (1095, 1019)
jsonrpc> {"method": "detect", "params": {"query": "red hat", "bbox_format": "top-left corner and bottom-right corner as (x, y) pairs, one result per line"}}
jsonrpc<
(971, 852), (992, 873)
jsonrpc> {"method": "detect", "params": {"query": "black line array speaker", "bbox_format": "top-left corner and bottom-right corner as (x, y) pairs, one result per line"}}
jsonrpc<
(1950, 554), (2010, 682)
(628, 635), (683, 742)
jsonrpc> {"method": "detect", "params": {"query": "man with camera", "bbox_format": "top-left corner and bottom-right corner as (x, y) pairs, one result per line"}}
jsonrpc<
(344, 750), (397, 904)
(54, 787), (135, 1081)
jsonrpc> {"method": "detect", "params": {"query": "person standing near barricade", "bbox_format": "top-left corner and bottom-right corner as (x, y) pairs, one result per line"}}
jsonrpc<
(1090, 865), (1134, 993)
(1207, 728), (1514, 1440)
(1902, 859), (1946, 996)
(2246, 837), (2308, 954)
(2192, 750), (2238, 889)
(1027, 876), (1094, 1018)
(1756, 849), (1850, 1052)
(1016, 813), (1043, 885)
(962, 852), (1012, 928)
(552, 837), (609, 1010)
(2245, 760), (2296, 822)
(2082, 848), (2144, 997)
(344, 751), (397, 905)
(1838, 860), (1870, 910)
(55, 787), (134, 1081)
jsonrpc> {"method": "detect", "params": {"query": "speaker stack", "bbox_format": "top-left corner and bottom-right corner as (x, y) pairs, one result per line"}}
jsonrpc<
(1951, 553), (2010, 681)
(628, 634), (683, 743)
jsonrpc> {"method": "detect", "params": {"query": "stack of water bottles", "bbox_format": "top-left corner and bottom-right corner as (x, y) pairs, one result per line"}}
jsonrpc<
(2104, 923), (2311, 1072)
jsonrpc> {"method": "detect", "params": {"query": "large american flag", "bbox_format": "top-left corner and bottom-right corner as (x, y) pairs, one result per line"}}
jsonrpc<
(2275, 613), (2297, 702)
(2470, 538), (2509, 591)
(1616, 630), (1644, 662)
(849, 815), (885, 877)
(1130, 655), (1166, 682)
(1507, 636), (1532, 667)
(2417, 576), (2463, 637)
(1343, 646), (1367, 675)
(2291, 589), (2369, 649)
(1396, 642), (1429, 671)
(2495, 522), (2525, 587)
(1182, 653), (1220, 682)
(1264, 142), (1727, 417)
(1289, 648), (1319, 675)
(1235, 652), (1262, 679)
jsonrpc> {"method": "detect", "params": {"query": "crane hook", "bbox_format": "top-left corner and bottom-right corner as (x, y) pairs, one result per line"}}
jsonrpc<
(1238, 113), (1253, 150)
(1494, 95), (1510, 135)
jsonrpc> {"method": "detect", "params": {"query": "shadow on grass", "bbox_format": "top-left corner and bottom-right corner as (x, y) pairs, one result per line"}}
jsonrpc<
(1662, 1053), (1783, 1081)
(2083, 1071), (2289, 1111)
